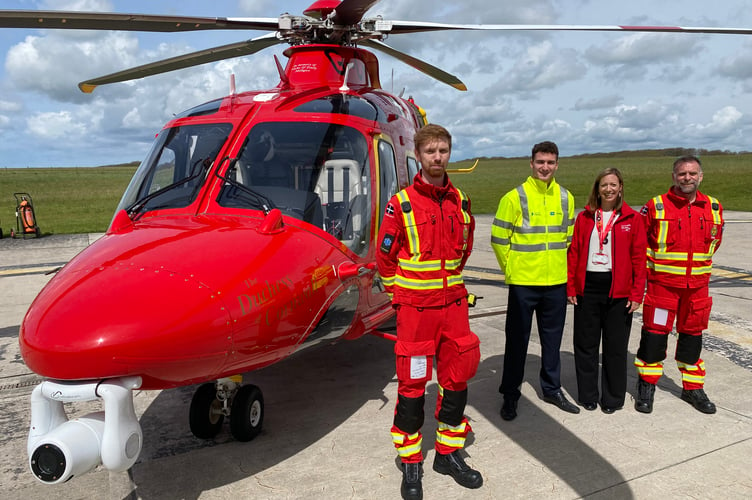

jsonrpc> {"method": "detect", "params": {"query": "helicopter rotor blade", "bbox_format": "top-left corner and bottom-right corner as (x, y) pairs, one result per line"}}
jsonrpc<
(333, 0), (381, 26)
(359, 38), (467, 91)
(78, 33), (282, 93)
(384, 20), (752, 36)
(0, 10), (278, 33)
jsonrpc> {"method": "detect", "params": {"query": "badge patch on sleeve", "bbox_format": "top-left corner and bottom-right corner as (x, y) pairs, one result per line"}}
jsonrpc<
(380, 233), (395, 253)
(385, 203), (395, 217)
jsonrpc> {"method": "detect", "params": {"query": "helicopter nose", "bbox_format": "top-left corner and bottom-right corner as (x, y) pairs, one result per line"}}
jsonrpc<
(20, 261), (233, 385)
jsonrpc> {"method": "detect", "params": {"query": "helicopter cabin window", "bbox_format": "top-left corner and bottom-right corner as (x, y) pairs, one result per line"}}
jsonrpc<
(378, 140), (398, 225)
(407, 157), (419, 181)
(293, 94), (384, 122)
(117, 123), (231, 215)
(218, 122), (372, 256)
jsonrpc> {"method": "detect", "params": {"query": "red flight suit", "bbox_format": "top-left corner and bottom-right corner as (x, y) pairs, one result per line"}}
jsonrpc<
(377, 173), (479, 463)
(635, 187), (724, 389)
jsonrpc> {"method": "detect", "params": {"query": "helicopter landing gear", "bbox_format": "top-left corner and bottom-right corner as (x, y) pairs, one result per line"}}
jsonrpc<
(188, 376), (264, 442)
(230, 384), (264, 441)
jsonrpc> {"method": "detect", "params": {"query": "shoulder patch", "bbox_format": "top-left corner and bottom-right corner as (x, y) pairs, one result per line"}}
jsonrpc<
(640, 205), (649, 215)
(401, 201), (412, 213)
(380, 233), (395, 253)
(385, 203), (395, 217)
(655, 202), (663, 210)
(712, 202), (719, 210)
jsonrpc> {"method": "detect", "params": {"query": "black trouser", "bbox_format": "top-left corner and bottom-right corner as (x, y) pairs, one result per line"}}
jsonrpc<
(499, 284), (567, 400)
(573, 272), (632, 408)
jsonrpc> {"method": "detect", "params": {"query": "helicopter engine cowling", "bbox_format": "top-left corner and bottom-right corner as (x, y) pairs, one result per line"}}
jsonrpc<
(27, 377), (142, 484)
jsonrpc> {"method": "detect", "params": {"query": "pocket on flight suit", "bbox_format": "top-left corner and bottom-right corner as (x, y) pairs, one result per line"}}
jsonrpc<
(681, 296), (713, 334)
(395, 340), (435, 383)
(445, 333), (481, 383)
(642, 294), (678, 333)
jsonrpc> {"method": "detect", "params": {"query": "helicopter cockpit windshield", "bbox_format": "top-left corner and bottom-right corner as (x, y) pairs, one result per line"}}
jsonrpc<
(118, 123), (232, 217)
(218, 122), (371, 256)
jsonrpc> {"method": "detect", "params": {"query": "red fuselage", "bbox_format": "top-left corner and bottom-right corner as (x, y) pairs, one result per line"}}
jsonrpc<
(19, 45), (424, 389)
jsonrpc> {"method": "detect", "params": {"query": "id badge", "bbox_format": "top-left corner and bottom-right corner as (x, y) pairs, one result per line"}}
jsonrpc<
(592, 253), (609, 265)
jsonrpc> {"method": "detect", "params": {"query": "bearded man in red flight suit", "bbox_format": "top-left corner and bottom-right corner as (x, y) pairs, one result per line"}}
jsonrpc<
(635, 155), (724, 414)
(377, 124), (482, 500)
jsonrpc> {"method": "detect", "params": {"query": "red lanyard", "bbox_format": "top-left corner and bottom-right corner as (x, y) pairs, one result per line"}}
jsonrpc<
(595, 208), (617, 252)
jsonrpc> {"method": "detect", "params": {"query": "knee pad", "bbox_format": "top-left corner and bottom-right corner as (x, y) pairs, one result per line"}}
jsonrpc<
(676, 333), (703, 364)
(636, 329), (668, 364)
(394, 394), (425, 434)
(437, 387), (467, 427)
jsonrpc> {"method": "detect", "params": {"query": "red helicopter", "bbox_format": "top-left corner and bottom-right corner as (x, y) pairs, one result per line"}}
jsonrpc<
(2, 0), (750, 485)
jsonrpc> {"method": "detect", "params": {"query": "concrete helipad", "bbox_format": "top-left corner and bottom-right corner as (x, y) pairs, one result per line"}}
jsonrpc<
(1, 213), (751, 499)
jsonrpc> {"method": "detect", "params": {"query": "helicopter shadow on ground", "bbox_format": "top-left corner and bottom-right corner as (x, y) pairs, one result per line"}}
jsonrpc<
(129, 332), (397, 499)
(468, 351), (635, 498)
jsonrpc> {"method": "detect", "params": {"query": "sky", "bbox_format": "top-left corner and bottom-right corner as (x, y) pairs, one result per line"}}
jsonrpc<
(2, 0), (752, 166)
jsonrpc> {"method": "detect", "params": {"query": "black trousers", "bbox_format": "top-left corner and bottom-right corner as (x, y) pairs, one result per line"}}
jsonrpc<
(499, 284), (567, 400)
(573, 272), (632, 408)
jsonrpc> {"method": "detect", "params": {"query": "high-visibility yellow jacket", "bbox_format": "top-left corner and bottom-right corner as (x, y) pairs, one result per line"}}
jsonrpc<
(491, 176), (574, 286)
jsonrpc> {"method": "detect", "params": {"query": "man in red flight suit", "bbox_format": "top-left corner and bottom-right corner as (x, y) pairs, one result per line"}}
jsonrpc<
(377, 124), (482, 500)
(635, 155), (724, 414)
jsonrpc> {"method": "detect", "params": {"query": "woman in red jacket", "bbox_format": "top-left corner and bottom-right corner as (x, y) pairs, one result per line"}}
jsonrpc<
(567, 168), (647, 413)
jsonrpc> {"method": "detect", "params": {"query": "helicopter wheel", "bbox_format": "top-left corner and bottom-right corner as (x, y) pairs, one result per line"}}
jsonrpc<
(189, 382), (225, 439)
(230, 384), (264, 442)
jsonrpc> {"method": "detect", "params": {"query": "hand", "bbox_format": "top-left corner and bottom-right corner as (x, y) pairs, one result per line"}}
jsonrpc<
(567, 296), (578, 306)
(626, 301), (641, 314)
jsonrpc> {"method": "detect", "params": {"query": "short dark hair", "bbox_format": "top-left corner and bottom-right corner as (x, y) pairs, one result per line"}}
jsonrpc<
(532, 141), (559, 160)
(673, 155), (702, 173)
(414, 124), (452, 152)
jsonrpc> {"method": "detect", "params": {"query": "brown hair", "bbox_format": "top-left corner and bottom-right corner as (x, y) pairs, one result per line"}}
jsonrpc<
(414, 123), (452, 152)
(587, 167), (624, 213)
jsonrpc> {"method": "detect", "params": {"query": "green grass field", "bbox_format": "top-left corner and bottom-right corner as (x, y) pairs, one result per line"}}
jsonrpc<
(0, 153), (748, 236)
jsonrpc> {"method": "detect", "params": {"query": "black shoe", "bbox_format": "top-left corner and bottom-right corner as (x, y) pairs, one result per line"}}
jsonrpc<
(680, 389), (717, 414)
(542, 391), (580, 414)
(601, 405), (622, 414)
(400, 462), (423, 500)
(433, 451), (483, 489)
(635, 379), (655, 414)
(580, 401), (597, 411)
(500, 397), (518, 421)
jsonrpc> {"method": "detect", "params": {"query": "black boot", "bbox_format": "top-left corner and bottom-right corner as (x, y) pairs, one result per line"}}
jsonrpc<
(433, 451), (483, 489)
(400, 462), (423, 500)
(635, 379), (655, 414)
(681, 388), (716, 414)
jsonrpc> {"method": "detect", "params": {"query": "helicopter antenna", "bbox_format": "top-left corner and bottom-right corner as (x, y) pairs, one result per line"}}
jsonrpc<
(274, 55), (289, 86)
(339, 61), (354, 92)
(229, 73), (236, 95)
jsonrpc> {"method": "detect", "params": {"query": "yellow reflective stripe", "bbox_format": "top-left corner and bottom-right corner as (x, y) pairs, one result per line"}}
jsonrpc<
(677, 360), (706, 371)
(392, 431), (420, 444)
(654, 195), (665, 218)
(634, 360), (663, 376)
(398, 258), (463, 272)
(437, 421), (468, 434)
(457, 189), (471, 224)
(381, 275), (395, 286)
(648, 249), (689, 260)
(708, 196), (722, 225)
(649, 262), (711, 275)
(397, 190), (420, 257)
(435, 434), (466, 448)
(394, 276), (465, 290)
(398, 258), (443, 272)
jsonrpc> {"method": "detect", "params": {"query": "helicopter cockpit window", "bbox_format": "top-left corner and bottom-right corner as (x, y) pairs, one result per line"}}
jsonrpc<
(117, 123), (231, 216)
(173, 98), (223, 119)
(218, 121), (372, 256)
(378, 140), (398, 226)
(294, 94), (384, 122)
